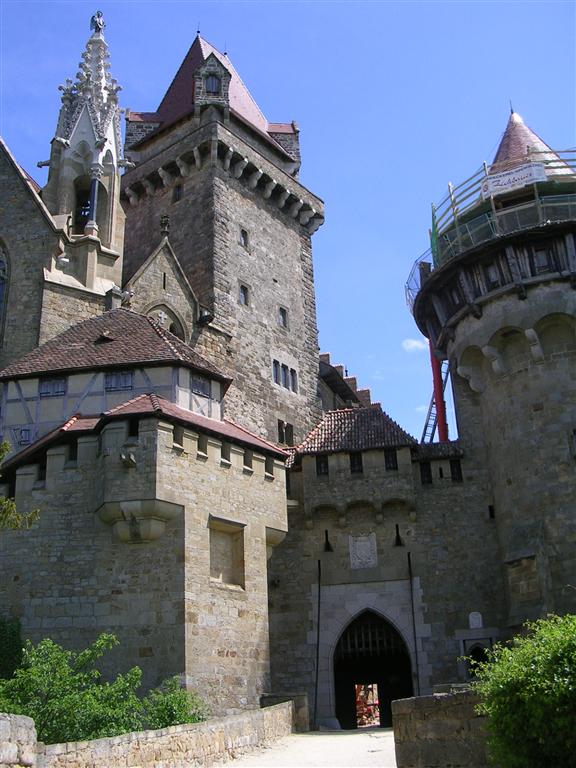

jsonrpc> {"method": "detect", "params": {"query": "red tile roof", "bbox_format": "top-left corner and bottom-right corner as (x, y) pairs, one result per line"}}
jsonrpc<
(103, 393), (287, 457)
(127, 35), (291, 155)
(0, 308), (230, 384)
(491, 112), (571, 175)
(2, 394), (286, 473)
(294, 405), (416, 456)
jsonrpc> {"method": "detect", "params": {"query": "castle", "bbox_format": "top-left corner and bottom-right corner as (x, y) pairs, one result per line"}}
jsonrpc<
(0, 14), (575, 729)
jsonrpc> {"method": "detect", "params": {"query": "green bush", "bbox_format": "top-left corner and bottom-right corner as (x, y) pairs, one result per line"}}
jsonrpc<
(0, 617), (22, 679)
(0, 633), (208, 744)
(143, 676), (209, 729)
(472, 614), (576, 768)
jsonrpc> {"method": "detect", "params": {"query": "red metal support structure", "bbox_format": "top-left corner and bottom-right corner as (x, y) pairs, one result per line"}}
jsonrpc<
(429, 341), (449, 442)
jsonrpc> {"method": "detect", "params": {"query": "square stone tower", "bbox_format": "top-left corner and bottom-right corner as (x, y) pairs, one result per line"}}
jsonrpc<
(121, 36), (325, 445)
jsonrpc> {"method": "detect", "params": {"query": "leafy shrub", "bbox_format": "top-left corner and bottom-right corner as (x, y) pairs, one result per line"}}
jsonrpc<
(0, 633), (208, 743)
(0, 617), (22, 679)
(472, 614), (576, 768)
(143, 676), (209, 729)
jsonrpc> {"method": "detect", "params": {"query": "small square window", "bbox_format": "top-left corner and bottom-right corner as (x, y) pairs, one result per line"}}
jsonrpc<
(530, 246), (554, 275)
(172, 184), (182, 203)
(349, 452), (363, 474)
(39, 377), (67, 398)
(239, 284), (250, 306)
(384, 448), (398, 471)
(191, 374), (211, 398)
(279, 307), (288, 328)
(316, 455), (329, 476)
(240, 228), (249, 249)
(104, 371), (133, 392)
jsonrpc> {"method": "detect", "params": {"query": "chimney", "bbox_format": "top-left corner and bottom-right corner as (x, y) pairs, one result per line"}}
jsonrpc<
(105, 286), (124, 310)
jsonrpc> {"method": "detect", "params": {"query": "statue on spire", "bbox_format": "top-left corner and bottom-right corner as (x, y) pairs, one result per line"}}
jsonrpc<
(90, 10), (105, 34)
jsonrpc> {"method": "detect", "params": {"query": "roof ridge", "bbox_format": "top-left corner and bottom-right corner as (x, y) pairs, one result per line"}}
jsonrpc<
(146, 316), (185, 361)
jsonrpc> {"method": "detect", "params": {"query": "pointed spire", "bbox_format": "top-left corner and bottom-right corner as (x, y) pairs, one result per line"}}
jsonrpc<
(56, 11), (122, 150)
(490, 111), (572, 177)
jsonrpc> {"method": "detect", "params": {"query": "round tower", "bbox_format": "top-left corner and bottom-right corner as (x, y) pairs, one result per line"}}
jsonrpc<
(407, 112), (576, 628)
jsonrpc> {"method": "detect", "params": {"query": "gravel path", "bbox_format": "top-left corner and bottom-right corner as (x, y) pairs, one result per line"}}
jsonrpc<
(215, 727), (397, 768)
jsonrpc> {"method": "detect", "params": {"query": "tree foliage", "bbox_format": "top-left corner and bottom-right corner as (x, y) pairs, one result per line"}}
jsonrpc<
(0, 441), (39, 530)
(472, 614), (576, 768)
(0, 633), (208, 744)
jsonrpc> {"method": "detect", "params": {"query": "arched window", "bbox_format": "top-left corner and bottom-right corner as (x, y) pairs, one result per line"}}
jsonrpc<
(0, 247), (8, 343)
(205, 74), (221, 95)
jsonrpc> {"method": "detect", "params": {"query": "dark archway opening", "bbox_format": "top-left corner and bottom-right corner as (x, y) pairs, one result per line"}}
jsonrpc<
(334, 610), (413, 729)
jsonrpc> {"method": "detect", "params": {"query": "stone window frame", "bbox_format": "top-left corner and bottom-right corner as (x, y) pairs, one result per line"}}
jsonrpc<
(419, 460), (433, 485)
(349, 451), (363, 474)
(208, 514), (246, 589)
(384, 448), (398, 471)
(316, 454), (329, 477)
(277, 419), (294, 446)
(239, 227), (250, 250)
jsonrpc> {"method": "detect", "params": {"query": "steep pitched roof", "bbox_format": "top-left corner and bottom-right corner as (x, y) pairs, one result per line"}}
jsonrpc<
(491, 112), (572, 176)
(127, 36), (290, 155)
(294, 405), (416, 456)
(0, 308), (229, 383)
(103, 393), (287, 457)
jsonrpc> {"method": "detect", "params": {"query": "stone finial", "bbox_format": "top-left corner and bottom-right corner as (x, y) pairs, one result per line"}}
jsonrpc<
(160, 214), (170, 236)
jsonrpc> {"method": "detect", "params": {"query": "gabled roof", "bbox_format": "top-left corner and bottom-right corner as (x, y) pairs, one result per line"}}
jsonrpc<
(123, 236), (199, 306)
(0, 308), (229, 383)
(127, 35), (291, 156)
(1, 393), (286, 473)
(491, 112), (572, 176)
(294, 405), (416, 456)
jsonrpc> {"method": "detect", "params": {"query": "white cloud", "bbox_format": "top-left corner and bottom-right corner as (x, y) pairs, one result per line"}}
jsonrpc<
(416, 404), (428, 413)
(402, 338), (428, 353)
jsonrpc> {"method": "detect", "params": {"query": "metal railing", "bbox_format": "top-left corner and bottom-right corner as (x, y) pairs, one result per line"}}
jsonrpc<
(405, 148), (576, 309)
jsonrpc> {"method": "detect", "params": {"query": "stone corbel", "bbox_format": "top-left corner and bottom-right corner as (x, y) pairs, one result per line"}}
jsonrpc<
(97, 499), (182, 543)
(193, 146), (202, 169)
(158, 168), (172, 187)
(248, 168), (263, 190)
(265, 526), (288, 559)
(456, 364), (485, 393)
(277, 188), (290, 209)
(223, 146), (235, 171)
(525, 328), (545, 362)
(232, 157), (248, 179)
(307, 216), (323, 235)
(263, 179), (277, 199)
(481, 345), (506, 376)
(125, 186), (139, 207)
(176, 157), (191, 177)
(299, 207), (316, 226)
(289, 199), (304, 218)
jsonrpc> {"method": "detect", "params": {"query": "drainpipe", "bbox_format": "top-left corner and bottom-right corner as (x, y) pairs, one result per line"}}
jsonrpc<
(407, 552), (421, 695)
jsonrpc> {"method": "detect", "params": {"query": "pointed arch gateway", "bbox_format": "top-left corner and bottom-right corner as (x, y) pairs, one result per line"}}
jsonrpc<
(333, 610), (413, 728)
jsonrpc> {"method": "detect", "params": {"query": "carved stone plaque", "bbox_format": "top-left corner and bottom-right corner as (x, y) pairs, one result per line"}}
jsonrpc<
(349, 533), (377, 570)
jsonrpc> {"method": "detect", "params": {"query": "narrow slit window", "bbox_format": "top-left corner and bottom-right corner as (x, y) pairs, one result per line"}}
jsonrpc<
(273, 360), (280, 384)
(239, 284), (249, 306)
(279, 307), (288, 328)
(316, 455), (329, 476)
(349, 452), (363, 474)
(290, 369), (298, 393)
(281, 365), (289, 389)
(240, 228), (249, 248)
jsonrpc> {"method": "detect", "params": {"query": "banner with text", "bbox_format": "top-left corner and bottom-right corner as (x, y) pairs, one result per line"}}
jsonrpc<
(481, 162), (547, 199)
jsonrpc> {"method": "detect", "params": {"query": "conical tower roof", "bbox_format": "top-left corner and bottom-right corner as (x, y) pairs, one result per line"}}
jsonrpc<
(490, 112), (571, 177)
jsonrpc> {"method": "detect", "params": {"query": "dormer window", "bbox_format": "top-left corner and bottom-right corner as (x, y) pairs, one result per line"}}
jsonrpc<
(205, 74), (221, 95)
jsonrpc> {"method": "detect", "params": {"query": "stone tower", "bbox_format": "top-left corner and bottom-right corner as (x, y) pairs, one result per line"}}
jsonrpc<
(121, 35), (325, 444)
(0, 12), (127, 368)
(409, 112), (576, 628)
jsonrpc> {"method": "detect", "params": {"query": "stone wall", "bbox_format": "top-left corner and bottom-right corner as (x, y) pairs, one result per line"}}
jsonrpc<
(0, 713), (36, 768)
(392, 691), (491, 768)
(0, 702), (294, 768)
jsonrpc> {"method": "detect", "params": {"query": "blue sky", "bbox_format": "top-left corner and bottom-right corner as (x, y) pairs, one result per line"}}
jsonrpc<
(1, 0), (575, 438)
